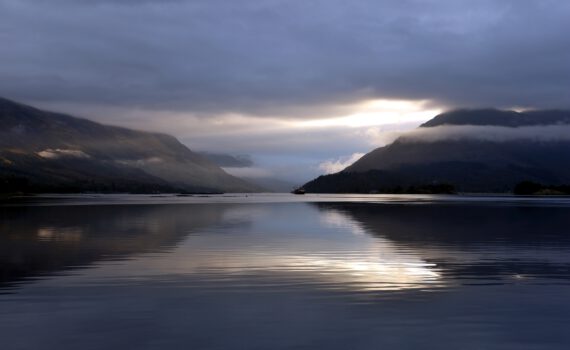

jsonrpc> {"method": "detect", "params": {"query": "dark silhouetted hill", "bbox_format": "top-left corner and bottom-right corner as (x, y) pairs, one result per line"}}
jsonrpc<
(303, 109), (570, 193)
(0, 97), (260, 193)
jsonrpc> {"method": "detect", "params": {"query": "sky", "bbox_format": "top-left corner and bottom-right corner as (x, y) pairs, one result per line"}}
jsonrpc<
(1, 0), (569, 184)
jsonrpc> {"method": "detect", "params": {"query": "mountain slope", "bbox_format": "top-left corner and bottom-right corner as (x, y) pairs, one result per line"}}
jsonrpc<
(303, 109), (570, 193)
(421, 109), (570, 128)
(0, 97), (260, 193)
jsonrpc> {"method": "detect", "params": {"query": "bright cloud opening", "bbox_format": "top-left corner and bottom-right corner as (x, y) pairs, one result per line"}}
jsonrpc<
(296, 99), (442, 128)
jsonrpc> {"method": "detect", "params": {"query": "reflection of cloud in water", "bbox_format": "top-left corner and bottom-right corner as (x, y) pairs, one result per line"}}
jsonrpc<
(319, 209), (368, 236)
(221, 206), (270, 223)
(37, 227), (83, 242)
(277, 254), (439, 291)
(107, 208), (442, 292)
(112, 247), (441, 293)
(312, 208), (440, 290)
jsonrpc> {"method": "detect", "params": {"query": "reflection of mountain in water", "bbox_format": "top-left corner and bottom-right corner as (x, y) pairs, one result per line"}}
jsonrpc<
(315, 202), (570, 282)
(0, 204), (245, 289)
(114, 203), (444, 292)
(4, 200), (570, 294)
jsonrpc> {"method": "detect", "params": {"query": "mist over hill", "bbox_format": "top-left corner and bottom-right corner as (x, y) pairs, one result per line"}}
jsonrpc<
(303, 109), (570, 194)
(0, 97), (260, 193)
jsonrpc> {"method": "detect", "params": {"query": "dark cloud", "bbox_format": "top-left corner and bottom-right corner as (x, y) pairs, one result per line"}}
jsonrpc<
(2, 0), (569, 183)
(1, 0), (569, 116)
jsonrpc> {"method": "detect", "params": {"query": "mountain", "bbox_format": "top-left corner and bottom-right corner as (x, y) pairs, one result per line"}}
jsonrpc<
(196, 152), (254, 168)
(197, 152), (299, 192)
(303, 109), (570, 193)
(240, 177), (298, 193)
(0, 97), (260, 193)
(420, 109), (570, 128)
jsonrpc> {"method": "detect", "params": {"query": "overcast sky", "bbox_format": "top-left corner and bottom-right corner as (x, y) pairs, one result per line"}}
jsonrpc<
(1, 0), (569, 183)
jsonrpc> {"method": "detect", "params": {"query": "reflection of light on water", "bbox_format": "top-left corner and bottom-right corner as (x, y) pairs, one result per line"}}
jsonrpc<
(100, 249), (442, 292)
(118, 217), (442, 292)
(221, 206), (270, 222)
(37, 227), (83, 242)
(128, 250), (442, 292)
(312, 208), (441, 290)
(65, 207), (442, 292)
(319, 210), (368, 236)
(261, 253), (440, 291)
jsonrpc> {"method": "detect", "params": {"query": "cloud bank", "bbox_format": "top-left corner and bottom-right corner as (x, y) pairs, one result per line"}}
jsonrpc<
(399, 124), (570, 143)
(222, 167), (273, 179)
(2, 1), (570, 183)
(198, 152), (254, 168)
(37, 149), (90, 159)
(1, 0), (570, 115)
(319, 153), (366, 174)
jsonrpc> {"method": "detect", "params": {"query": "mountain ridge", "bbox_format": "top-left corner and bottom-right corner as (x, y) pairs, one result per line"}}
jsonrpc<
(303, 109), (570, 193)
(420, 108), (570, 128)
(0, 97), (261, 193)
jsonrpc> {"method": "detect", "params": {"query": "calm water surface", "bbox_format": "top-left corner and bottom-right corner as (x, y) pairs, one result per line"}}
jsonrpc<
(1, 194), (570, 349)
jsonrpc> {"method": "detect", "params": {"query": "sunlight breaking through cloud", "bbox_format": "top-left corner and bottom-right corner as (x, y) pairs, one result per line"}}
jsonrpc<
(295, 99), (442, 128)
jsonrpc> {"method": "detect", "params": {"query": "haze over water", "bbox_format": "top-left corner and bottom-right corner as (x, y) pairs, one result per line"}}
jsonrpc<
(1, 194), (570, 349)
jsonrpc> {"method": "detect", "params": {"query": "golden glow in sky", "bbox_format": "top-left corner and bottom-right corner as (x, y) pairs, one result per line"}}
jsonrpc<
(295, 99), (442, 128)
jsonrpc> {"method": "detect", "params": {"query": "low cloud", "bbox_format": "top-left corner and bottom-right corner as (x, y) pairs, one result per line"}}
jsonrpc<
(319, 153), (365, 174)
(222, 167), (273, 179)
(115, 157), (163, 166)
(399, 124), (570, 144)
(2, 0), (570, 114)
(198, 152), (254, 168)
(37, 148), (90, 159)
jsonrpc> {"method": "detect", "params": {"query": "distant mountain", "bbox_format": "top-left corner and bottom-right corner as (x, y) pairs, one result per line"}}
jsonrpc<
(0, 97), (260, 193)
(197, 152), (298, 192)
(303, 109), (570, 193)
(196, 152), (254, 168)
(240, 177), (298, 193)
